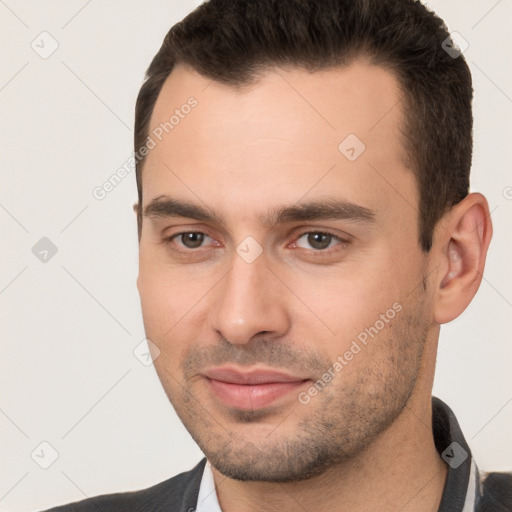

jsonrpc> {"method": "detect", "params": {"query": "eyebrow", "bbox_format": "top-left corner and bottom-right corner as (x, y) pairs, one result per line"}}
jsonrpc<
(267, 200), (375, 225)
(144, 196), (224, 225)
(143, 195), (376, 226)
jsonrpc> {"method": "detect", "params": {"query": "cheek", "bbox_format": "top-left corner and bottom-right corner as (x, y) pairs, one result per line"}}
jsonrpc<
(137, 257), (213, 360)
(138, 273), (187, 385)
(138, 250), (194, 322)
(138, 270), (170, 332)
(287, 263), (399, 327)
(282, 252), (419, 367)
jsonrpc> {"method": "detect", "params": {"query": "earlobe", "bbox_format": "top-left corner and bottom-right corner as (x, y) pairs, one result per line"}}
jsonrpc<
(433, 193), (492, 324)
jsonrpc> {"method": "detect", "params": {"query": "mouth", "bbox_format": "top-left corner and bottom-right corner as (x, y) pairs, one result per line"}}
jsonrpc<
(202, 366), (310, 410)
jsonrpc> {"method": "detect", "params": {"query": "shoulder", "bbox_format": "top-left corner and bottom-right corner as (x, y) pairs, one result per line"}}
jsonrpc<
(37, 458), (206, 512)
(477, 471), (512, 512)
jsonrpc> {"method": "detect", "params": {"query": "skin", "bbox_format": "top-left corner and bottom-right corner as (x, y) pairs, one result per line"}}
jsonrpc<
(135, 61), (492, 511)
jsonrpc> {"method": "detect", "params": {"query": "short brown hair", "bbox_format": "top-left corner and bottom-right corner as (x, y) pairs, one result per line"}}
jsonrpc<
(134, 0), (473, 251)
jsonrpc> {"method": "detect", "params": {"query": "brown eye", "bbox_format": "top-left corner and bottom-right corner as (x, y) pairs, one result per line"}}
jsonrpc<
(179, 232), (206, 248)
(296, 232), (340, 250)
(308, 233), (331, 250)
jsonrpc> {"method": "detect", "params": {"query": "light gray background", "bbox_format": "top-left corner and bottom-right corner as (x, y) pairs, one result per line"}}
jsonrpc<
(1, 1), (511, 510)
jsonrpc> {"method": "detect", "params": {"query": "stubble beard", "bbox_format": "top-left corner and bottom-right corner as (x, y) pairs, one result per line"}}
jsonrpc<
(159, 297), (430, 483)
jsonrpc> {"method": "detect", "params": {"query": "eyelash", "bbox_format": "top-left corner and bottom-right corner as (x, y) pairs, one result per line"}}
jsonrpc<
(164, 230), (349, 253)
(293, 231), (348, 251)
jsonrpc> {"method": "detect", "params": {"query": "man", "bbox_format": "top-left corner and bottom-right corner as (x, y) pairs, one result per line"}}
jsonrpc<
(41, 0), (511, 510)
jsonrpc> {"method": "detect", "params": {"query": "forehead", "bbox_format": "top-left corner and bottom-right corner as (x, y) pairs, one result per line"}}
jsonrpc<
(142, 61), (415, 225)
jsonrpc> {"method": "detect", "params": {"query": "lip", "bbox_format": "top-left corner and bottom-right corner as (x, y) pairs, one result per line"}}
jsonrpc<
(203, 366), (310, 410)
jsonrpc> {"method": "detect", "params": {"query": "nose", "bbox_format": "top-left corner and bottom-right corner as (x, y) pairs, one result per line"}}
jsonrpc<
(208, 249), (291, 345)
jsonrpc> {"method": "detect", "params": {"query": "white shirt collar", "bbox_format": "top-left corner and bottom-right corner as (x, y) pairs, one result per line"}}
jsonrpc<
(196, 460), (222, 512)
(461, 458), (480, 512)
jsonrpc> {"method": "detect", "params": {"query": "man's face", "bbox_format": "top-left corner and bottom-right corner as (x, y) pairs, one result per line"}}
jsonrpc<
(137, 62), (435, 481)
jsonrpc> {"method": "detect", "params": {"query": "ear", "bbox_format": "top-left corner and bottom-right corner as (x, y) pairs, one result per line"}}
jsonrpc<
(134, 202), (142, 290)
(133, 202), (142, 242)
(432, 193), (492, 324)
